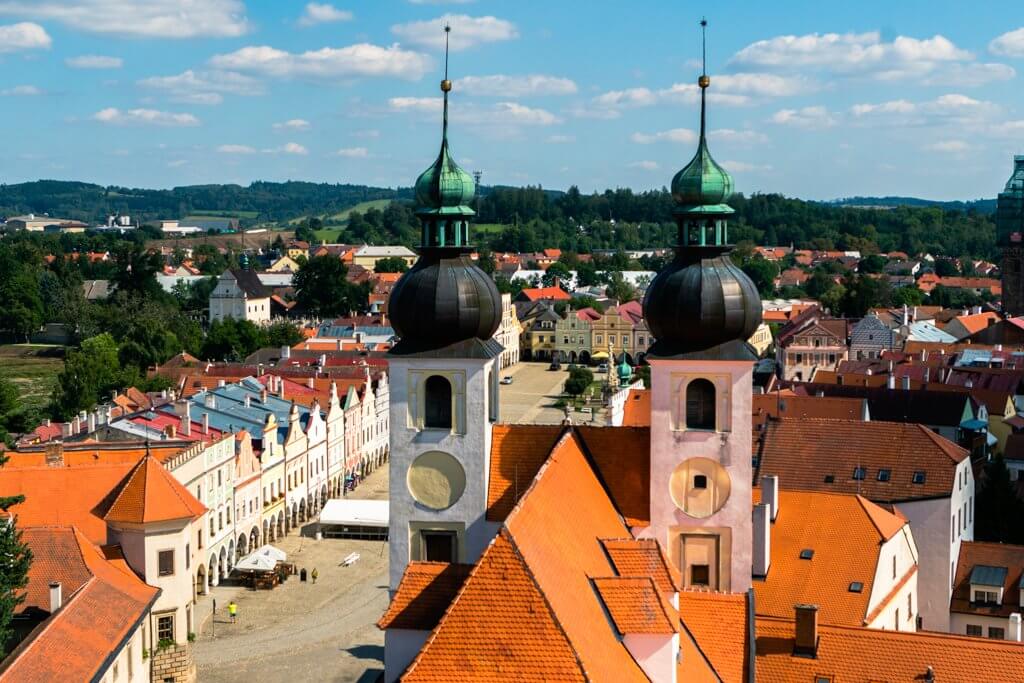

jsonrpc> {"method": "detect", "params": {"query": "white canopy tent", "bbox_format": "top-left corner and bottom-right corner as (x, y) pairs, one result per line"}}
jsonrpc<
(318, 499), (389, 539)
(235, 544), (287, 572)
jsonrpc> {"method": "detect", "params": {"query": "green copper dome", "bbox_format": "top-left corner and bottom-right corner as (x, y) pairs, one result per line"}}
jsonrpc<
(616, 357), (633, 382)
(414, 140), (476, 214)
(671, 137), (734, 210)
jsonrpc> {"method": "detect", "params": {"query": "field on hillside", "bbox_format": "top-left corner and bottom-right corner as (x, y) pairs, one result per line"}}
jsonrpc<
(291, 199), (394, 227)
(0, 345), (64, 412)
(146, 229), (295, 251)
(188, 209), (260, 219)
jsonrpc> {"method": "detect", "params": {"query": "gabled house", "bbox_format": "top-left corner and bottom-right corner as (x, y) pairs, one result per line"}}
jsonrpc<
(208, 269), (272, 324)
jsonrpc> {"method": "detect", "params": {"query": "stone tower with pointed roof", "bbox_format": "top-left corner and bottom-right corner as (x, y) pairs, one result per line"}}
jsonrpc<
(386, 26), (504, 591)
(998, 155), (1024, 315)
(638, 20), (762, 594)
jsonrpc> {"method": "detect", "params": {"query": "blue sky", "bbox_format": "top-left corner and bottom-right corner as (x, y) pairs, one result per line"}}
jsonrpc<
(1, 1), (1023, 200)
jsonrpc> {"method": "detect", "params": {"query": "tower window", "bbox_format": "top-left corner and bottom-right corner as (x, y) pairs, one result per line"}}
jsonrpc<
(690, 564), (710, 586)
(421, 530), (457, 563)
(424, 375), (453, 429)
(685, 378), (716, 430)
(693, 474), (708, 489)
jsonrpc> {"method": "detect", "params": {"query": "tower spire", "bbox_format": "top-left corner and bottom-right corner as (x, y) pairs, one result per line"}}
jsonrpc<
(441, 23), (452, 145)
(699, 18), (709, 143)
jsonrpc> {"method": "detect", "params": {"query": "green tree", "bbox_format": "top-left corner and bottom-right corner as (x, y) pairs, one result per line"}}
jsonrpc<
(635, 365), (651, 389)
(934, 259), (958, 277)
(575, 260), (600, 288)
(201, 319), (266, 361)
(569, 295), (604, 314)
(858, 254), (888, 274)
(741, 258), (780, 297)
(541, 261), (572, 288)
(890, 286), (924, 307)
(51, 333), (125, 420)
(564, 366), (594, 397)
(110, 242), (162, 298)
(373, 256), (409, 273)
(0, 446), (31, 655)
(605, 272), (636, 303)
(293, 256), (368, 317)
(263, 321), (303, 348)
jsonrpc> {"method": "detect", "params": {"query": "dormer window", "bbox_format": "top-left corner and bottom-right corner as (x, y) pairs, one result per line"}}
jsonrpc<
(969, 565), (1007, 605)
(852, 467), (866, 481)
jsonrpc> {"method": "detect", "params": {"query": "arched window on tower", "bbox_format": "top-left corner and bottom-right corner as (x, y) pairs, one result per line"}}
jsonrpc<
(685, 378), (716, 430)
(424, 375), (453, 429)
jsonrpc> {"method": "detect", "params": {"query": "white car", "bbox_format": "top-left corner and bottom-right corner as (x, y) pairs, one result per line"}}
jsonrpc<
(500, 376), (513, 385)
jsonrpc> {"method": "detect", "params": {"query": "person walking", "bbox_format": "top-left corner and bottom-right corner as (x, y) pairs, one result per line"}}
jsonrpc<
(228, 600), (237, 624)
(311, 568), (318, 584)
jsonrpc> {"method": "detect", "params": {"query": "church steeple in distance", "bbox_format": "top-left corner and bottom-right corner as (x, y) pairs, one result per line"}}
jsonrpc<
(388, 23), (502, 355)
(642, 18), (762, 359)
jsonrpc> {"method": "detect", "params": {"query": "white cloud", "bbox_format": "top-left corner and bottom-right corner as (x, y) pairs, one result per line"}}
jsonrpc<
(210, 43), (431, 81)
(298, 3), (352, 27)
(628, 160), (659, 170)
(0, 0), (249, 38)
(709, 129), (769, 144)
(920, 61), (1015, 86)
(65, 54), (122, 69)
(1, 85), (41, 96)
(389, 96), (560, 125)
(990, 27), (1024, 57)
(851, 94), (998, 125)
(546, 134), (574, 143)
(0, 22), (50, 52)
(731, 30), (998, 83)
(92, 107), (199, 126)
(279, 142), (308, 155)
(630, 128), (696, 144)
(721, 160), (773, 173)
(851, 99), (916, 116)
(457, 74), (577, 97)
(138, 69), (263, 105)
(990, 120), (1024, 138)
(217, 144), (256, 154)
(593, 87), (658, 108)
(771, 106), (836, 128)
(273, 119), (311, 131)
(335, 146), (368, 158)
(925, 140), (969, 153)
(391, 15), (517, 51)
(712, 72), (814, 97)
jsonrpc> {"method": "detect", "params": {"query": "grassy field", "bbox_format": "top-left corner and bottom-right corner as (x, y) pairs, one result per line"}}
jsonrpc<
(289, 199), (394, 227)
(474, 223), (507, 237)
(188, 209), (260, 219)
(0, 344), (64, 412)
(146, 230), (295, 251)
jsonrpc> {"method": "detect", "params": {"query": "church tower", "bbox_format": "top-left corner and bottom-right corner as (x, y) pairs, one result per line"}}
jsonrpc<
(638, 20), (762, 594)
(999, 156), (1024, 316)
(386, 26), (504, 591)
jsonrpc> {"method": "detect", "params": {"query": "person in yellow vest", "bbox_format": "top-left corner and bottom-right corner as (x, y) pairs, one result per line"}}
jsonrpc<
(228, 601), (237, 624)
(311, 568), (319, 584)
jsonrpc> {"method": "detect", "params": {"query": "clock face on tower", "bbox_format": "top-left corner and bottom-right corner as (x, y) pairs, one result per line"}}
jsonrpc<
(669, 457), (731, 518)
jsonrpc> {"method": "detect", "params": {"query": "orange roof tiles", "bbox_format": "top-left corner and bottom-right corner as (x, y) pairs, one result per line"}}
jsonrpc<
(755, 616), (1024, 682)
(592, 576), (676, 635)
(402, 531), (587, 682)
(601, 538), (679, 593)
(954, 311), (1002, 335)
(518, 285), (571, 302)
(377, 562), (473, 631)
(621, 388), (651, 427)
(755, 418), (967, 502)
(752, 394), (864, 432)
(677, 590), (749, 683)
(102, 454), (206, 524)
(2, 527), (158, 683)
(751, 489), (908, 626)
(485, 424), (563, 521)
(575, 426), (651, 527)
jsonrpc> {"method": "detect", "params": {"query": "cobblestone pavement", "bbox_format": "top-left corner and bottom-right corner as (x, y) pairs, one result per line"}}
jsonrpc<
(499, 362), (608, 425)
(194, 465), (389, 683)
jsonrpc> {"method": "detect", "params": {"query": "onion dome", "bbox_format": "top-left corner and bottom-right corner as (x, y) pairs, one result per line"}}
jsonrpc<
(642, 19), (762, 358)
(617, 357), (633, 382)
(388, 24), (501, 354)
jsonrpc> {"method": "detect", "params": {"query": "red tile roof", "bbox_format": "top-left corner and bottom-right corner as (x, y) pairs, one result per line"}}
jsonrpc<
(485, 425), (564, 521)
(755, 418), (967, 502)
(755, 616), (1024, 682)
(677, 590), (749, 683)
(593, 576), (677, 635)
(518, 285), (571, 302)
(101, 454), (206, 524)
(2, 527), (158, 683)
(621, 388), (651, 426)
(951, 541), (1024, 618)
(377, 562), (473, 630)
(601, 538), (679, 593)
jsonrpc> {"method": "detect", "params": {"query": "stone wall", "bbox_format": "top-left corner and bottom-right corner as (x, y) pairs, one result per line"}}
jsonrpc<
(150, 642), (196, 683)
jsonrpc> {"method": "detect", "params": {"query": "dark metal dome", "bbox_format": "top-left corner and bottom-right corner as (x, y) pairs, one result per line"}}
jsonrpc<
(388, 249), (501, 351)
(642, 248), (762, 355)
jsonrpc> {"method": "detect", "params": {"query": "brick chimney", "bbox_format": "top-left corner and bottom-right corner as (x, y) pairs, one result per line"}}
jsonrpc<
(44, 442), (64, 468)
(165, 424), (176, 439)
(794, 604), (819, 657)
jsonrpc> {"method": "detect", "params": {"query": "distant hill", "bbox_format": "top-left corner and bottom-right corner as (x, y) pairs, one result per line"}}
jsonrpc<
(0, 179), (411, 227)
(830, 196), (997, 213)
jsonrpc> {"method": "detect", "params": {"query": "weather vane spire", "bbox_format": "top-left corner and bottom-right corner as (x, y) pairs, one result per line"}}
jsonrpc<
(441, 23), (452, 143)
(698, 18), (710, 142)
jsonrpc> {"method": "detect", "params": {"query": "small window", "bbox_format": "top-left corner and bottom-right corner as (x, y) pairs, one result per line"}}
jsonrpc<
(693, 474), (708, 489)
(852, 467), (866, 481)
(685, 379), (716, 430)
(967, 624), (983, 637)
(912, 471), (926, 484)
(989, 626), (1006, 640)
(823, 474), (835, 484)
(157, 614), (174, 642)
(848, 581), (863, 593)
(158, 550), (174, 577)
(690, 564), (710, 586)
(877, 469), (891, 482)
(800, 548), (814, 560)
(421, 530), (457, 563)
(424, 375), (453, 430)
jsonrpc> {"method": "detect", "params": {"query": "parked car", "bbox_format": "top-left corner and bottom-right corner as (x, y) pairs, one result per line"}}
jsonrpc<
(500, 376), (513, 385)
(549, 361), (562, 371)
(597, 363), (609, 373)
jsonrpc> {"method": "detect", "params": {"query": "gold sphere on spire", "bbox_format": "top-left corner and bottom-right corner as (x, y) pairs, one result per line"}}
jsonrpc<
(440, 79), (452, 92)
(698, 75), (710, 89)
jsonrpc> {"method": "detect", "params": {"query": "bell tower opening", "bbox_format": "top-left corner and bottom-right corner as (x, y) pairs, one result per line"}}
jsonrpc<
(424, 375), (453, 429)
(685, 378), (716, 430)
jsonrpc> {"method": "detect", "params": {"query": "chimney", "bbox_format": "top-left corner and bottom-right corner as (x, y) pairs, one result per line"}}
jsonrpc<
(174, 399), (190, 418)
(319, 354), (326, 368)
(180, 412), (191, 436)
(887, 374), (896, 390)
(205, 393), (215, 409)
(996, 343), (1003, 351)
(901, 375), (911, 390)
(86, 412), (96, 433)
(281, 345), (291, 359)
(913, 306), (918, 322)
(244, 395), (251, 408)
(924, 666), (935, 683)
(165, 424), (176, 439)
(307, 377), (315, 389)
(337, 339), (343, 351)
(202, 413), (210, 435)
(278, 376), (286, 398)
(762, 475), (779, 521)
(753, 503), (771, 578)
(44, 442), (64, 467)
(48, 582), (62, 613)
(71, 417), (80, 434)
(261, 388), (268, 404)
(217, 379), (226, 388)
(794, 604), (819, 657)
(1010, 613), (1022, 642)
(861, 398), (871, 422)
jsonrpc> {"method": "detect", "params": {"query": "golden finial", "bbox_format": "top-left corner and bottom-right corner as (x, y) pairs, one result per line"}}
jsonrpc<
(440, 23), (452, 92)
(698, 18), (710, 89)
